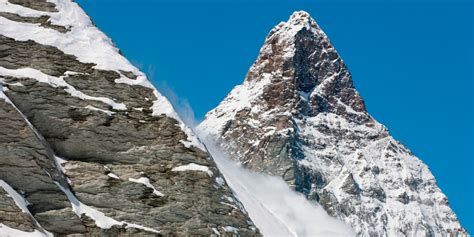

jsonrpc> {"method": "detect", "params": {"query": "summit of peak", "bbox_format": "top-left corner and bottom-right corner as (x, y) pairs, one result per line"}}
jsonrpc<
(288, 10), (313, 24)
(213, 9), (368, 125)
(268, 10), (321, 39)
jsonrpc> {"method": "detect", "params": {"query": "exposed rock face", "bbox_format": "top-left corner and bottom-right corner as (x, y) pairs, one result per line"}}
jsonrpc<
(198, 11), (467, 236)
(0, 0), (259, 236)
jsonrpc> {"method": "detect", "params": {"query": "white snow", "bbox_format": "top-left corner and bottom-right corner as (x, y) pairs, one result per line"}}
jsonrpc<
(56, 183), (123, 229)
(198, 73), (271, 138)
(0, 0), (204, 150)
(0, 0), (138, 73)
(107, 173), (120, 180)
(222, 226), (239, 234)
(0, 180), (53, 237)
(171, 163), (214, 177)
(0, 224), (48, 237)
(52, 155), (68, 175)
(84, 105), (115, 116)
(56, 183), (159, 233)
(0, 180), (31, 215)
(0, 67), (127, 110)
(201, 141), (354, 237)
(128, 177), (164, 197)
(211, 228), (220, 236)
(147, 90), (204, 150)
(0, 85), (8, 101)
(215, 177), (225, 187)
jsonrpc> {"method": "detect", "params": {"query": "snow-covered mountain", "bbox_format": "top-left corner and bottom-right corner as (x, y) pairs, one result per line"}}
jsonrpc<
(198, 11), (467, 236)
(0, 0), (259, 235)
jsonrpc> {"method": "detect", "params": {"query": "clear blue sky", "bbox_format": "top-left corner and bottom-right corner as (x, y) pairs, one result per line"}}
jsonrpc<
(76, 0), (473, 233)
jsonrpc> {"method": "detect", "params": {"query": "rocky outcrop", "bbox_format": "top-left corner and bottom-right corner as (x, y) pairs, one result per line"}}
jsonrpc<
(198, 11), (467, 236)
(0, 0), (259, 236)
(0, 94), (86, 235)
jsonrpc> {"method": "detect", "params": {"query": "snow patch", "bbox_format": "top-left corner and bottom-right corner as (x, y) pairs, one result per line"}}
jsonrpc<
(0, 0), (139, 73)
(56, 183), (159, 233)
(222, 226), (239, 234)
(171, 163), (213, 177)
(0, 224), (48, 237)
(215, 177), (225, 187)
(0, 180), (53, 237)
(85, 105), (115, 116)
(0, 0), (204, 151)
(107, 173), (120, 180)
(128, 177), (164, 197)
(0, 67), (127, 110)
(211, 228), (220, 236)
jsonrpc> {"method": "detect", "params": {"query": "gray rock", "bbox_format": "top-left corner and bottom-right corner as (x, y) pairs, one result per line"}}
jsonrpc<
(0, 12), (68, 33)
(0, 0), (260, 235)
(0, 99), (88, 235)
(7, 0), (58, 12)
(0, 187), (36, 232)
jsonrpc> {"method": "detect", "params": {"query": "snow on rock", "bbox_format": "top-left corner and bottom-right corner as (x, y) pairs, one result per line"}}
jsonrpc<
(215, 177), (225, 187)
(211, 228), (220, 236)
(56, 183), (159, 233)
(0, 180), (53, 237)
(147, 91), (205, 150)
(198, 10), (467, 236)
(0, 0), (136, 73)
(198, 73), (271, 138)
(0, 180), (32, 215)
(0, 87), (7, 101)
(128, 177), (164, 197)
(0, 67), (127, 110)
(1, 0), (258, 235)
(84, 105), (115, 116)
(222, 226), (239, 234)
(171, 163), (214, 177)
(0, 224), (48, 237)
(0, 0), (204, 150)
(107, 173), (120, 180)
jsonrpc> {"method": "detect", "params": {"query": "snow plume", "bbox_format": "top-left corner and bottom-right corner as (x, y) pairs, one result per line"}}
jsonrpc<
(145, 66), (199, 128)
(162, 90), (353, 235)
(199, 138), (355, 237)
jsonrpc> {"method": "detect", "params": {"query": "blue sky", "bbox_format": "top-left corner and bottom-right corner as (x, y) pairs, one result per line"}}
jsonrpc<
(76, 0), (473, 232)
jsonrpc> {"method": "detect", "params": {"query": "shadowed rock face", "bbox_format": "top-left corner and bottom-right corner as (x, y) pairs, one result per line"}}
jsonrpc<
(0, 0), (259, 236)
(199, 11), (467, 236)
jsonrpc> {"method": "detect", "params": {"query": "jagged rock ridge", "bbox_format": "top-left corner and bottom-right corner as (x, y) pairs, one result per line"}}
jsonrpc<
(0, 0), (259, 236)
(198, 11), (467, 236)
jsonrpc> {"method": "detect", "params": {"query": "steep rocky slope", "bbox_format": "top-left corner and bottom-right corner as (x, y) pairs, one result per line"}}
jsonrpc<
(0, 0), (259, 236)
(198, 11), (467, 236)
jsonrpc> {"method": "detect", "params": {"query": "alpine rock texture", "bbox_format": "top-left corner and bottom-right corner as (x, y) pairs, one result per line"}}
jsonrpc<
(0, 0), (259, 236)
(198, 11), (467, 236)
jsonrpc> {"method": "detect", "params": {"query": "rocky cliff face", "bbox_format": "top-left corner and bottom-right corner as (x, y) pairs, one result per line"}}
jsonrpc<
(0, 0), (259, 236)
(198, 11), (467, 236)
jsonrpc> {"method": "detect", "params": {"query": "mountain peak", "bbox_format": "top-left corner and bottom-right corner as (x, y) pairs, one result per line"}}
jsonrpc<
(245, 10), (368, 121)
(267, 10), (323, 43)
(289, 10), (311, 21)
(287, 10), (323, 33)
(199, 11), (467, 236)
